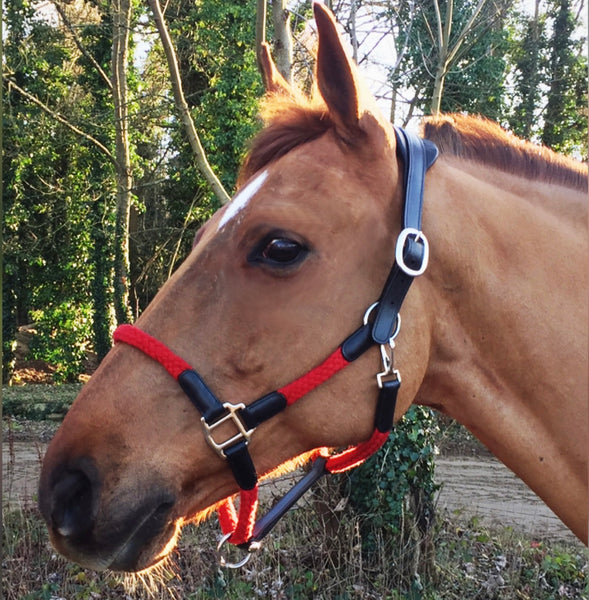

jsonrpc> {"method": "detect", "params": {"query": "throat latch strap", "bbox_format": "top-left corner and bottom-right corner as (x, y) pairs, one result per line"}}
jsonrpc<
(371, 128), (438, 345)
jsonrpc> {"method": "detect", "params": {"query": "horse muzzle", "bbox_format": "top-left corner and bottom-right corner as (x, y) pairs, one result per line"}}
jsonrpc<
(38, 455), (178, 572)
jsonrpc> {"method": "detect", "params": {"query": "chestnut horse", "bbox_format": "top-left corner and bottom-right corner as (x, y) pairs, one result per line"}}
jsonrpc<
(39, 3), (587, 573)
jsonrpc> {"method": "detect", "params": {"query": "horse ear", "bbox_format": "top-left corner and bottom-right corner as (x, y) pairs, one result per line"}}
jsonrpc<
(313, 2), (362, 139)
(258, 42), (292, 95)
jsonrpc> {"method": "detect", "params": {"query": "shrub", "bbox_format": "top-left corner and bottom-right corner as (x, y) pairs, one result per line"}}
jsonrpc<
(29, 301), (93, 383)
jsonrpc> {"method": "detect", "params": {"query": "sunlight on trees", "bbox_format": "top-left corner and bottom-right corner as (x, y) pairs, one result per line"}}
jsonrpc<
(3, 0), (586, 380)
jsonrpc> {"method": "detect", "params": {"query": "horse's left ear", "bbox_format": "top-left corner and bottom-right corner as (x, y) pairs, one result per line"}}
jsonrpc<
(313, 2), (363, 140)
(258, 42), (292, 95)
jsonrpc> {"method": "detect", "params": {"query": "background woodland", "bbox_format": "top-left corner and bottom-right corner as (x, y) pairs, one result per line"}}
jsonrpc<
(3, 0), (587, 382)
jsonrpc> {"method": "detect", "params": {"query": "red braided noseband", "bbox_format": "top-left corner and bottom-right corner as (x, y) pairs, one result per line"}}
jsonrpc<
(113, 323), (391, 547)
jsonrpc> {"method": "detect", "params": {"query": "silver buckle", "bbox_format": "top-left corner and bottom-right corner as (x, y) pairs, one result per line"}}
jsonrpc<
(395, 227), (429, 276)
(201, 402), (254, 459)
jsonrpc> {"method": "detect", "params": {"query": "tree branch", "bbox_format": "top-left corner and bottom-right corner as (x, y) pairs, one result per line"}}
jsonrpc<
(256, 0), (267, 76)
(51, 0), (113, 91)
(4, 76), (115, 163)
(146, 0), (231, 205)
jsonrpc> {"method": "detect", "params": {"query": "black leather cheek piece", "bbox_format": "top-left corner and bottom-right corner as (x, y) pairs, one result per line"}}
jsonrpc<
(341, 324), (373, 362)
(224, 442), (258, 490)
(371, 128), (438, 346)
(178, 369), (226, 423)
(240, 392), (287, 430)
(371, 265), (414, 345)
(395, 128), (438, 232)
(374, 378), (400, 433)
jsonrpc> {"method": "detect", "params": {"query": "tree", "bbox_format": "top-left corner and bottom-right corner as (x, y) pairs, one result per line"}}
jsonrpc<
(3, 0), (111, 380)
(112, 0), (134, 324)
(146, 0), (230, 205)
(507, 0), (587, 156)
(509, 0), (546, 138)
(3, 0), (265, 380)
(272, 0), (294, 83)
(541, 0), (587, 153)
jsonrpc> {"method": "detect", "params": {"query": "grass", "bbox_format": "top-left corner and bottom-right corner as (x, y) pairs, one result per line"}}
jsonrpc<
(3, 385), (588, 598)
(2, 492), (588, 599)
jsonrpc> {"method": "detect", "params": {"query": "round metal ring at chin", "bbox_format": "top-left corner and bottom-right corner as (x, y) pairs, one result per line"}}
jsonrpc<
(216, 533), (262, 569)
(363, 302), (402, 342)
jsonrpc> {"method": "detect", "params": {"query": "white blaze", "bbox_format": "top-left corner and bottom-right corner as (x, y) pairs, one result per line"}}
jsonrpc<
(217, 170), (269, 230)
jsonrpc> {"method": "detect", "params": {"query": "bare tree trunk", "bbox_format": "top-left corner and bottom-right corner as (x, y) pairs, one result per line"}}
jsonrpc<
(348, 0), (359, 63)
(430, 60), (448, 115)
(428, 0), (488, 114)
(271, 0), (293, 84)
(147, 0), (230, 205)
(111, 0), (133, 324)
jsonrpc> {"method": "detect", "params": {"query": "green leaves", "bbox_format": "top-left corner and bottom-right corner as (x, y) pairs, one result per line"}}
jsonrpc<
(348, 405), (440, 540)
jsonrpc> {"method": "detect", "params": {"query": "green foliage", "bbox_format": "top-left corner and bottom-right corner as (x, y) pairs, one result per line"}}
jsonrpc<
(387, 0), (510, 119)
(3, 0), (116, 378)
(29, 302), (93, 383)
(170, 1), (263, 191)
(128, 1), (263, 310)
(3, 384), (81, 420)
(439, 26), (509, 118)
(541, 0), (588, 154)
(347, 406), (440, 553)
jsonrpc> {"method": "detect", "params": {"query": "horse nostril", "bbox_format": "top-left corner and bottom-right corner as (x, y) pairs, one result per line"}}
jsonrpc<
(50, 469), (95, 539)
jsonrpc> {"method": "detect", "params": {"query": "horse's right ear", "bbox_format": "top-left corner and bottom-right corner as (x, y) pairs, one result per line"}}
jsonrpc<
(258, 42), (292, 95)
(313, 2), (366, 141)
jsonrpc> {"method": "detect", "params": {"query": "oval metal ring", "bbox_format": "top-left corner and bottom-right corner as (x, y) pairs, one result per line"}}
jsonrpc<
(363, 302), (380, 326)
(217, 533), (253, 569)
(390, 313), (402, 342)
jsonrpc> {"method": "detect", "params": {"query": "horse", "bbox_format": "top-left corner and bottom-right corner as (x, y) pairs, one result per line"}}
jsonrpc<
(38, 2), (588, 574)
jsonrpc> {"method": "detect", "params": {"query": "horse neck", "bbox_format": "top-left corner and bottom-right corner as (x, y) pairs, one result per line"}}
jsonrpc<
(418, 158), (588, 541)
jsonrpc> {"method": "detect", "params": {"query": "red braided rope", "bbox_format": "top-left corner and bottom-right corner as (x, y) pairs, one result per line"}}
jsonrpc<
(217, 498), (238, 536)
(321, 429), (390, 474)
(113, 324), (191, 380)
(217, 488), (259, 545)
(278, 348), (349, 405)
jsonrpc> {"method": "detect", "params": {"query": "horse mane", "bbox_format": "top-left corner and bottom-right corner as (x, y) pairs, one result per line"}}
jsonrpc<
(239, 94), (588, 193)
(422, 114), (588, 192)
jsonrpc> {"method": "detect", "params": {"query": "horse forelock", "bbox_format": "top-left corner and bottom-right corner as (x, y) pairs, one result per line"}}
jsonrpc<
(423, 114), (588, 192)
(237, 93), (334, 186)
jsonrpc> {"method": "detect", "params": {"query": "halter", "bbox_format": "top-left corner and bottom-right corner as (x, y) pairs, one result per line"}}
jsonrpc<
(113, 127), (437, 567)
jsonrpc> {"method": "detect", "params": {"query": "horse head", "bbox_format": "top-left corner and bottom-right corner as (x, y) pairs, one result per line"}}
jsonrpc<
(38, 3), (435, 572)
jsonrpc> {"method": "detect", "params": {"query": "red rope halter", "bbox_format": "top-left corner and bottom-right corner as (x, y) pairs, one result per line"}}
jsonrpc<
(113, 324), (392, 547)
(111, 125), (436, 559)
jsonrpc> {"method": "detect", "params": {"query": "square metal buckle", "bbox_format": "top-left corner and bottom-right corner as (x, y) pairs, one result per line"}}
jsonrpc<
(201, 402), (254, 459)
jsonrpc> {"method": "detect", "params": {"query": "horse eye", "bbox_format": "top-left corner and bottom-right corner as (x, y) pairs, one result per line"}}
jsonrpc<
(252, 237), (308, 267)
